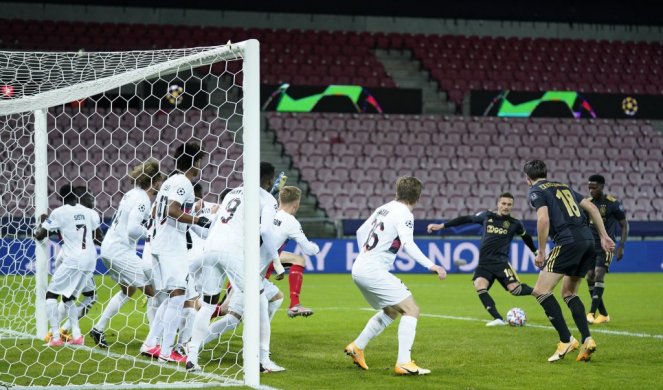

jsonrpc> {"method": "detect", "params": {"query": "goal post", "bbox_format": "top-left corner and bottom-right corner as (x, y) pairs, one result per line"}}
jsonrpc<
(0, 40), (261, 388)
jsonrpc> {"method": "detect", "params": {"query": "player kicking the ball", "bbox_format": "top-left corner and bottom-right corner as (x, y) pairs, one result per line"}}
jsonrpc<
(345, 176), (446, 376)
(427, 192), (537, 326)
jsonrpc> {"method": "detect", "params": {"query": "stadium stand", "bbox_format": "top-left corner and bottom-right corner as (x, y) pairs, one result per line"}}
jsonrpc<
(266, 112), (663, 221)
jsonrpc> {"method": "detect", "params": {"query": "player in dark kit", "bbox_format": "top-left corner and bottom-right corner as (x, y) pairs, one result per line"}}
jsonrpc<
(585, 174), (629, 325)
(427, 193), (537, 326)
(524, 160), (615, 363)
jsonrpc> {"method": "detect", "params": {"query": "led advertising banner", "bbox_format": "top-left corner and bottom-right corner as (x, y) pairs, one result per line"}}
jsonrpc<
(261, 84), (422, 114)
(470, 90), (663, 119)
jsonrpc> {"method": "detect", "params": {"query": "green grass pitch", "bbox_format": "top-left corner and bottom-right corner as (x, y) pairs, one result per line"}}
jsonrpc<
(1, 273), (662, 389)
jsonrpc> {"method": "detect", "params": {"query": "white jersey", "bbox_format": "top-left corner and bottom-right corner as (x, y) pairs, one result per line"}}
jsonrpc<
(259, 209), (319, 271)
(189, 200), (217, 250)
(151, 173), (195, 255)
(205, 186), (278, 258)
(41, 204), (101, 272)
(355, 200), (434, 271)
(101, 188), (150, 255)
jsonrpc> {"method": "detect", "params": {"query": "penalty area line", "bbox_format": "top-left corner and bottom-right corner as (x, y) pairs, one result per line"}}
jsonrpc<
(320, 307), (663, 340)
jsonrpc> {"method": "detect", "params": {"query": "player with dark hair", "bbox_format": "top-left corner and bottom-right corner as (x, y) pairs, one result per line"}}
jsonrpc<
(585, 174), (629, 325)
(141, 142), (211, 363)
(427, 192), (537, 326)
(34, 184), (101, 346)
(524, 160), (614, 363)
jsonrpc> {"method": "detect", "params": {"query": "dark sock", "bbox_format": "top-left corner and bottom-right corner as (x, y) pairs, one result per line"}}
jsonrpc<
(587, 284), (595, 314)
(565, 295), (591, 342)
(537, 293), (572, 342)
(477, 289), (502, 320)
(594, 282), (608, 316)
(510, 283), (533, 296)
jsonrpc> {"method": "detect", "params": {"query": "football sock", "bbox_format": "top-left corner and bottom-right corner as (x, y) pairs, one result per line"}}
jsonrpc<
(477, 289), (502, 320)
(177, 307), (197, 346)
(78, 292), (96, 319)
(288, 264), (305, 308)
(537, 293), (572, 343)
(259, 294), (271, 364)
(593, 282), (608, 316)
(64, 300), (81, 339)
(160, 294), (186, 357)
(268, 297), (283, 321)
(510, 283), (533, 296)
(46, 298), (60, 341)
(587, 283), (595, 314)
(187, 302), (216, 365)
(397, 315), (418, 364)
(57, 301), (66, 325)
(565, 295), (591, 342)
(145, 297), (168, 347)
(204, 313), (240, 346)
(95, 292), (130, 332)
(354, 311), (394, 350)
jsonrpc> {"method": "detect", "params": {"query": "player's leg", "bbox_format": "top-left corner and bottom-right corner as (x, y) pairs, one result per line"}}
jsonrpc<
(532, 258), (577, 362)
(176, 277), (200, 353)
(473, 270), (504, 325)
(391, 295), (430, 375)
(45, 291), (63, 346)
(259, 291), (286, 373)
(91, 284), (135, 348)
(186, 251), (228, 371)
(592, 256), (611, 323)
(565, 242), (598, 362)
(504, 263), (534, 296)
(281, 252), (313, 317)
(263, 280), (284, 320)
(585, 266), (597, 323)
(204, 292), (243, 347)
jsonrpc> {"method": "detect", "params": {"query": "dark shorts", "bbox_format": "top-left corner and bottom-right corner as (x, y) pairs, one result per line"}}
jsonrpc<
(472, 262), (520, 290)
(544, 239), (594, 277)
(594, 247), (615, 271)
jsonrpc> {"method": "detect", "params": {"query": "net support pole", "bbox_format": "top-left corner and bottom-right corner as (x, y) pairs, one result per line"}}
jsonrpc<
(242, 39), (261, 388)
(33, 107), (49, 339)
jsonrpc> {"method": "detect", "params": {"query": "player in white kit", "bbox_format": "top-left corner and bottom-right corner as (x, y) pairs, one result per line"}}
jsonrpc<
(344, 176), (446, 375)
(185, 162), (283, 373)
(34, 184), (101, 347)
(89, 159), (164, 348)
(140, 142), (211, 363)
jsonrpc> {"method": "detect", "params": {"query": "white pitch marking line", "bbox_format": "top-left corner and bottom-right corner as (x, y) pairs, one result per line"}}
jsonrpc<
(0, 328), (280, 390)
(318, 307), (663, 340)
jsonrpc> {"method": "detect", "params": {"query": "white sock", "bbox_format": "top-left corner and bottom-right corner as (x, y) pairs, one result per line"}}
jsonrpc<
(354, 311), (394, 350)
(187, 302), (216, 366)
(397, 315), (418, 364)
(46, 298), (60, 340)
(64, 300), (81, 339)
(159, 294), (186, 357)
(145, 297), (168, 347)
(204, 314), (240, 346)
(95, 292), (130, 332)
(178, 307), (197, 346)
(78, 294), (96, 319)
(268, 297), (283, 321)
(57, 301), (66, 326)
(147, 293), (165, 326)
(259, 294), (271, 363)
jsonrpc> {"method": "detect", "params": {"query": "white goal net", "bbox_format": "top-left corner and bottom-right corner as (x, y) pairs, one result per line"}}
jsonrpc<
(0, 40), (262, 388)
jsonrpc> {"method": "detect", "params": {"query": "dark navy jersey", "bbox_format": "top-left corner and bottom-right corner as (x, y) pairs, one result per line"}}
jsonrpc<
(528, 180), (593, 245)
(588, 194), (626, 243)
(471, 211), (526, 265)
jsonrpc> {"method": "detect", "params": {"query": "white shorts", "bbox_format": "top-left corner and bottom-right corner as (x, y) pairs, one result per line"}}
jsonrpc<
(48, 266), (93, 299)
(188, 248), (204, 294)
(227, 279), (278, 316)
(352, 262), (411, 310)
(152, 251), (189, 292)
(199, 249), (242, 296)
(102, 251), (151, 288)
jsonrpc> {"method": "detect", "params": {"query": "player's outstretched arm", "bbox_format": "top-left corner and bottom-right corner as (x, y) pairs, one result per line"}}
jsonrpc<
(579, 198), (615, 253)
(168, 200), (208, 227)
(521, 232), (538, 254)
(428, 214), (478, 233)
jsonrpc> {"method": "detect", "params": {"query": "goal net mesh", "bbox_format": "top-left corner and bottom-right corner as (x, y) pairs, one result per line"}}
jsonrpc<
(0, 43), (251, 388)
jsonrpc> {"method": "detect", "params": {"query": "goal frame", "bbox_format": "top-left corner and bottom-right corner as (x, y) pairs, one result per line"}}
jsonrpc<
(2, 39), (261, 388)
